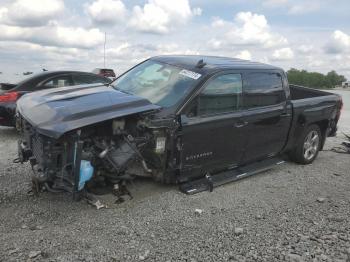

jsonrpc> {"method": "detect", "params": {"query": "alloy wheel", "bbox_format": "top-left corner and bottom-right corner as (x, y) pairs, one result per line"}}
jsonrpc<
(303, 130), (320, 161)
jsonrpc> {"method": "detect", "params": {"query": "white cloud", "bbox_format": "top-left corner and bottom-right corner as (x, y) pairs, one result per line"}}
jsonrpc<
(107, 42), (199, 60)
(211, 17), (226, 27)
(0, 24), (105, 49)
(86, 0), (127, 25)
(297, 45), (313, 54)
(106, 42), (131, 58)
(208, 38), (223, 50)
(325, 30), (350, 54)
(192, 7), (202, 16)
(263, 0), (288, 7)
(333, 30), (350, 47)
(156, 43), (200, 55)
(306, 56), (325, 68)
(272, 47), (294, 60)
(232, 12), (287, 47)
(263, 0), (320, 15)
(2, 0), (64, 27)
(288, 2), (320, 15)
(0, 0), (349, 82)
(129, 0), (200, 34)
(235, 50), (252, 60)
(55, 27), (104, 48)
(0, 41), (92, 82)
(211, 12), (287, 50)
(0, 7), (8, 21)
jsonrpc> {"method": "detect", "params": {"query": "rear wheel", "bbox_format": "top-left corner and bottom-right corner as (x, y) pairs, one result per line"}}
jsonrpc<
(290, 124), (322, 164)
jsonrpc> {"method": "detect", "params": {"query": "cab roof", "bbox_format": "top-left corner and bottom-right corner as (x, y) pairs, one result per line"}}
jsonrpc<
(151, 55), (283, 74)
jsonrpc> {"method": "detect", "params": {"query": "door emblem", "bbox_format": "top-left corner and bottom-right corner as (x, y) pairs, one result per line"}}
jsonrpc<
(185, 152), (213, 161)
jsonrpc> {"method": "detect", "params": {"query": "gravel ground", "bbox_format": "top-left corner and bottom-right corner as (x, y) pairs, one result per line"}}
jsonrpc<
(0, 127), (349, 262)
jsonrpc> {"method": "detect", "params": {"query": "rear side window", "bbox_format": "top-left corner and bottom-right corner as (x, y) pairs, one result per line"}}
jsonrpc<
(198, 74), (242, 116)
(73, 74), (110, 85)
(43, 76), (72, 88)
(243, 72), (284, 108)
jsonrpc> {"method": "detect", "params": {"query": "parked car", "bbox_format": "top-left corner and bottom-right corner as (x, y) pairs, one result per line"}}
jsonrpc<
(0, 71), (111, 127)
(16, 56), (342, 198)
(342, 81), (350, 88)
(92, 68), (116, 78)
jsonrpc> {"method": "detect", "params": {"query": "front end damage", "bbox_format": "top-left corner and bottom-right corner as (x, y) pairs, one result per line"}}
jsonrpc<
(14, 84), (178, 199)
(17, 113), (176, 198)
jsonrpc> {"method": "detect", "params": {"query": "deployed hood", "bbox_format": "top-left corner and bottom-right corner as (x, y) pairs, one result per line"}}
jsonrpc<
(17, 84), (160, 138)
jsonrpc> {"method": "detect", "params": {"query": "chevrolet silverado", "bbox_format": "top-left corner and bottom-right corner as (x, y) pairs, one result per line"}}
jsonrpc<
(16, 56), (343, 196)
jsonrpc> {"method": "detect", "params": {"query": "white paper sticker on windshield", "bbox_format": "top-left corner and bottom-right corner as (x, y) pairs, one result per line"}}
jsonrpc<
(179, 69), (202, 80)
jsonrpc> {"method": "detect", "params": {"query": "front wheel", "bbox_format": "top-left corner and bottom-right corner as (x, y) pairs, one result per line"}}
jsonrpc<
(290, 125), (322, 164)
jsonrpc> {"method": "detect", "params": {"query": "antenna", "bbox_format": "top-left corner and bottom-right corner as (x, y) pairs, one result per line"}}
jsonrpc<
(196, 59), (206, 69)
(103, 32), (106, 68)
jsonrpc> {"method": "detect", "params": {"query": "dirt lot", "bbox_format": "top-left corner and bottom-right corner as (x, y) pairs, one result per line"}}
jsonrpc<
(0, 126), (349, 262)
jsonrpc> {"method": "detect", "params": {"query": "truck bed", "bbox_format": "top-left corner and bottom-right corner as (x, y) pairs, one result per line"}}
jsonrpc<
(284, 84), (342, 153)
(289, 84), (333, 100)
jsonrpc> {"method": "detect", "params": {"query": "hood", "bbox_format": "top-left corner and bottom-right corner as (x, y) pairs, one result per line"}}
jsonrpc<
(17, 84), (160, 138)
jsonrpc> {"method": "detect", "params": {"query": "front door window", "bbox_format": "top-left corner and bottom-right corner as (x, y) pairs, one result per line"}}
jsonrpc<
(179, 73), (246, 180)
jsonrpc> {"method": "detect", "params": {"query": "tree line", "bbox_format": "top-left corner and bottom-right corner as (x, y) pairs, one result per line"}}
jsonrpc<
(287, 68), (347, 89)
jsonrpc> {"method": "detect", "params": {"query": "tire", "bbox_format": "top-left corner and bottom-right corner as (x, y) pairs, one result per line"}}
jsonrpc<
(290, 124), (322, 164)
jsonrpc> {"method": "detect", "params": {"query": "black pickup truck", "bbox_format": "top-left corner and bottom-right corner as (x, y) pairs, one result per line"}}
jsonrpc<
(16, 56), (342, 196)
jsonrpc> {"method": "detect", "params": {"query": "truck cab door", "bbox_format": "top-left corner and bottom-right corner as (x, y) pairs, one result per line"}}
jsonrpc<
(177, 73), (248, 182)
(240, 71), (292, 163)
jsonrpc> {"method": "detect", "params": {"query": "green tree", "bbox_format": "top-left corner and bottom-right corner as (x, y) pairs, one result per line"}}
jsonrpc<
(286, 68), (347, 89)
(325, 70), (346, 87)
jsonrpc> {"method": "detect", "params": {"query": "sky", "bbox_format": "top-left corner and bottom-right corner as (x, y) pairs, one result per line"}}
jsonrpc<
(0, 0), (350, 83)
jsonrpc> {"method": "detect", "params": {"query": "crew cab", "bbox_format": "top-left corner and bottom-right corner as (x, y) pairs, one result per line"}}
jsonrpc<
(16, 56), (342, 196)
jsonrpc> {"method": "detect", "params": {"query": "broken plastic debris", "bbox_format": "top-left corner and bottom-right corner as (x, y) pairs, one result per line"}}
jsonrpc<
(85, 192), (107, 210)
(88, 199), (106, 210)
(28, 250), (41, 259)
(139, 250), (150, 261)
(317, 197), (326, 203)
(194, 209), (203, 215)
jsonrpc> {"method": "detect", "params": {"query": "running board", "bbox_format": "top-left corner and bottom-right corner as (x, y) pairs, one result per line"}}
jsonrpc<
(179, 157), (285, 195)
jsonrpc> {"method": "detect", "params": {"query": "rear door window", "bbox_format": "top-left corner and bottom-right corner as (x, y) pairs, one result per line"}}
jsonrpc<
(243, 72), (284, 108)
(42, 76), (73, 88)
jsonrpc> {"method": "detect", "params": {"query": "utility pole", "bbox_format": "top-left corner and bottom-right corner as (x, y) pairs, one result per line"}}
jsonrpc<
(103, 32), (106, 68)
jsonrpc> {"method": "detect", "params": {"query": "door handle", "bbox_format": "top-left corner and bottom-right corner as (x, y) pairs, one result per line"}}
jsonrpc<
(234, 121), (248, 128)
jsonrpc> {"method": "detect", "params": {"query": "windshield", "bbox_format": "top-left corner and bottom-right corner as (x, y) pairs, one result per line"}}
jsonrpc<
(112, 60), (201, 107)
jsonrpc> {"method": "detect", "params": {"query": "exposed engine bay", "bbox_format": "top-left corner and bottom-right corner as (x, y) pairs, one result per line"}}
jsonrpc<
(16, 113), (173, 199)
